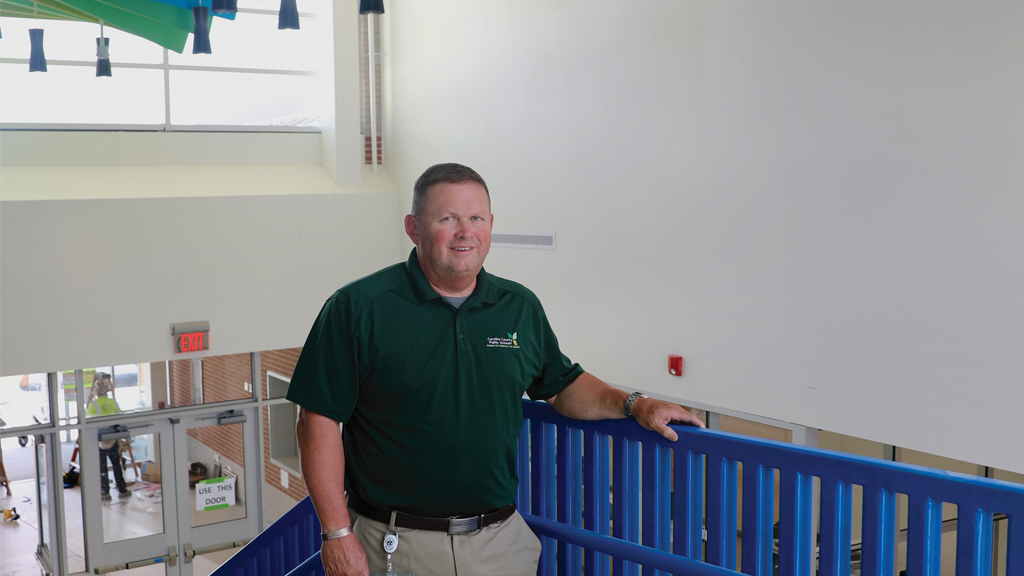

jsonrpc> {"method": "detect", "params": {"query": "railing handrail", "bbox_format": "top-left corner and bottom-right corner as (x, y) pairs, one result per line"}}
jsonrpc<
(522, 399), (1024, 505)
(216, 399), (1023, 576)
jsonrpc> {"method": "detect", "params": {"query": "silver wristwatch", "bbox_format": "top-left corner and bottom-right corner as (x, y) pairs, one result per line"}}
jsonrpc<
(624, 391), (648, 418)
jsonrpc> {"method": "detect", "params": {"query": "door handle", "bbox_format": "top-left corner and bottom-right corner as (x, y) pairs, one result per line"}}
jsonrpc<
(183, 539), (252, 563)
(97, 423), (153, 442)
(93, 546), (177, 573)
(216, 410), (246, 425)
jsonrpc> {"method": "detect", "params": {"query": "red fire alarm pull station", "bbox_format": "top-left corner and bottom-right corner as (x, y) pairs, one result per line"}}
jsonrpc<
(668, 355), (683, 376)
(171, 321), (210, 353)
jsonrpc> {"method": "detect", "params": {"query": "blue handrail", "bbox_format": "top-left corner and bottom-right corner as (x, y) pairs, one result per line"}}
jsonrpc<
(517, 400), (1024, 576)
(214, 399), (1024, 576)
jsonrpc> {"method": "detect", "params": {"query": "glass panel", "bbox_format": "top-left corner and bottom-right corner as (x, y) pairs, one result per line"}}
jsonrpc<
(193, 546), (240, 576)
(36, 439), (51, 552)
(102, 432), (163, 543)
(58, 370), (81, 428)
(85, 367), (109, 419)
(267, 372), (290, 400)
(169, 69), (320, 127)
(0, 17), (164, 63)
(168, 13), (325, 72)
(0, 373), (50, 428)
(112, 363), (153, 413)
(188, 422), (246, 528)
(262, 405), (307, 526)
(59, 428), (87, 573)
(0, 436), (39, 573)
(269, 400), (299, 474)
(166, 353), (252, 408)
(0, 63), (166, 125)
(237, 0), (328, 13)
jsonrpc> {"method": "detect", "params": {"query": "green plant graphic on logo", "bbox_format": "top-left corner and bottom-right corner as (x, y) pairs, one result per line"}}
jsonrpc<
(508, 332), (518, 346)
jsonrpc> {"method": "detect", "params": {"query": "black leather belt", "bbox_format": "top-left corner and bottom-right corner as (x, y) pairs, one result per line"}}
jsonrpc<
(347, 493), (516, 535)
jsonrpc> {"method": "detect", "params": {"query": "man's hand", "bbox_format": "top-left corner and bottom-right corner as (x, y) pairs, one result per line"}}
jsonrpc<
(629, 397), (705, 441)
(547, 372), (706, 441)
(320, 534), (369, 576)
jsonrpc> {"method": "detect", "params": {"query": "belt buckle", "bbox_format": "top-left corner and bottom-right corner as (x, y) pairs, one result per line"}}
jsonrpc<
(447, 514), (484, 535)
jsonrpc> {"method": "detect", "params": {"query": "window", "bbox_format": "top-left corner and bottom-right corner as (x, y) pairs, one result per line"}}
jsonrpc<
(267, 371), (300, 476)
(0, 0), (326, 129)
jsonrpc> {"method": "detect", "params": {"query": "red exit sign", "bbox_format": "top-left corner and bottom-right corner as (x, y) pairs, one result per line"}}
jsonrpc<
(171, 321), (210, 354)
(177, 331), (209, 353)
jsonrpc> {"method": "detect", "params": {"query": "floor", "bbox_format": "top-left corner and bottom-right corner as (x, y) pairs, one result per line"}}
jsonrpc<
(1, 439), (237, 576)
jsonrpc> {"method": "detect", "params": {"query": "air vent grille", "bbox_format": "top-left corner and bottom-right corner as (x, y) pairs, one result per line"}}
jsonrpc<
(491, 232), (556, 250)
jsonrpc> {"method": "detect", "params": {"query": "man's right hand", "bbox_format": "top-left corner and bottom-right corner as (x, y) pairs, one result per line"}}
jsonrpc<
(321, 533), (368, 576)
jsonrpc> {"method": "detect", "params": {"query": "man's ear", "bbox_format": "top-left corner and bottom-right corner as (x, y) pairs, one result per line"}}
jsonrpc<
(404, 214), (420, 245)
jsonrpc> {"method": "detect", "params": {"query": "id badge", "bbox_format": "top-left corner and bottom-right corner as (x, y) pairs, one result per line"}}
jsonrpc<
(370, 529), (412, 576)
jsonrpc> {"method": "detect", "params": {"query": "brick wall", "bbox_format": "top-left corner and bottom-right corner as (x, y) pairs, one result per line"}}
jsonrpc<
(168, 353), (252, 474)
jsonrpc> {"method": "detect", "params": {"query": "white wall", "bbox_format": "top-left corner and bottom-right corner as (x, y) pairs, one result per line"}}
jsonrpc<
(0, 190), (401, 375)
(386, 1), (1024, 473)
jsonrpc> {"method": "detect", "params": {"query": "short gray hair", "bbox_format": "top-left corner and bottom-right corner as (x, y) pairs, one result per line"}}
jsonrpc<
(412, 163), (490, 217)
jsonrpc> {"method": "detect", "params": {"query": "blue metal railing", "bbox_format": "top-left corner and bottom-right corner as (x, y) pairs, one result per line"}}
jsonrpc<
(215, 399), (1024, 576)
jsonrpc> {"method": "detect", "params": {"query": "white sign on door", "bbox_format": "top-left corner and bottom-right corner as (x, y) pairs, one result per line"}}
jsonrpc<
(196, 476), (236, 511)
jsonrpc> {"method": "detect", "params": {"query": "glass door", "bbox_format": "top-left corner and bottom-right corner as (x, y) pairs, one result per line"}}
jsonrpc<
(173, 406), (261, 575)
(34, 433), (62, 574)
(81, 415), (180, 574)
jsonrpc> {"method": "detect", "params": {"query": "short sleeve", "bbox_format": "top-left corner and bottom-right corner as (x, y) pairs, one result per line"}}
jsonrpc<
(286, 295), (361, 423)
(525, 307), (584, 401)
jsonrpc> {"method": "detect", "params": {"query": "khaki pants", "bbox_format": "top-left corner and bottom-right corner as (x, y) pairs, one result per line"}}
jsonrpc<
(350, 507), (542, 576)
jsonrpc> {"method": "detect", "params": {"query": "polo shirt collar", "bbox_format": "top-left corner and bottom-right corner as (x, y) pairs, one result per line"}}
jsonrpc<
(405, 248), (499, 305)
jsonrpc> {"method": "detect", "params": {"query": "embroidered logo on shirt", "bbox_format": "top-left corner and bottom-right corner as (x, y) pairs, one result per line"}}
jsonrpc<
(487, 331), (519, 349)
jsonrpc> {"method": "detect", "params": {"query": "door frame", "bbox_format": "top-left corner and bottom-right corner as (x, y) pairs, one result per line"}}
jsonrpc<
(80, 413), (181, 574)
(172, 405), (261, 572)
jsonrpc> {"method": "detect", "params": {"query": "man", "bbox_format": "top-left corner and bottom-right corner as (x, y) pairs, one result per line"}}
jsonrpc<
(287, 163), (703, 576)
(86, 373), (131, 502)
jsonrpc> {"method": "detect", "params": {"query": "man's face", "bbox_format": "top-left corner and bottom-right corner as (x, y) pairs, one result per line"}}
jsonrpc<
(405, 181), (493, 289)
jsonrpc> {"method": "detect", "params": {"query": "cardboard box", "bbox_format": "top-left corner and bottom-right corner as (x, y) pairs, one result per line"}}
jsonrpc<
(141, 461), (161, 483)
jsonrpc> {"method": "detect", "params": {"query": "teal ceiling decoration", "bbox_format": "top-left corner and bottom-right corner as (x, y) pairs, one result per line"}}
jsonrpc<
(0, 0), (238, 54)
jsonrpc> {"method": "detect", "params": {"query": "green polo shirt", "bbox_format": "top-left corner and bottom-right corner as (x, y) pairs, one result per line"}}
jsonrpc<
(287, 250), (584, 517)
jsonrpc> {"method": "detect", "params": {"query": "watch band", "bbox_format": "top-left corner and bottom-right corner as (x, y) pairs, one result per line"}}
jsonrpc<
(624, 391), (648, 418)
(322, 526), (354, 540)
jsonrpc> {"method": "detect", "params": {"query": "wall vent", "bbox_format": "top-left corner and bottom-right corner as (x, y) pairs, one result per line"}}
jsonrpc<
(491, 232), (556, 250)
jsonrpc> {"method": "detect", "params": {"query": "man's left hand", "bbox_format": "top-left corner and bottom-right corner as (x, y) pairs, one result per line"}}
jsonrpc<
(630, 397), (705, 441)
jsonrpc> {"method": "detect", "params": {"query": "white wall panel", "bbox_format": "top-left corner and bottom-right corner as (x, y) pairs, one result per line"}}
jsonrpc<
(0, 192), (402, 375)
(386, 1), (1024, 472)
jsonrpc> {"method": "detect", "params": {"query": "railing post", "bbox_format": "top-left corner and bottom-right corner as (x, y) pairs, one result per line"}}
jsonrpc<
(558, 424), (584, 576)
(1007, 513), (1024, 576)
(673, 449), (704, 561)
(584, 431), (611, 576)
(533, 419), (558, 576)
(861, 486), (896, 576)
(779, 469), (814, 576)
(641, 443), (672, 576)
(818, 476), (852, 576)
(707, 455), (738, 569)
(907, 497), (943, 576)
(613, 437), (641, 576)
(517, 419), (530, 511)
(741, 464), (776, 576)
(955, 506), (993, 576)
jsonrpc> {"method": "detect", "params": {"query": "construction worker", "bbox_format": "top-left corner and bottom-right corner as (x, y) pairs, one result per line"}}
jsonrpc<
(87, 373), (131, 502)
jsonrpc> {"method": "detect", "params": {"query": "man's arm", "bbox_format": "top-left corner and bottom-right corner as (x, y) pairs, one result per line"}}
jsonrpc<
(546, 372), (705, 441)
(296, 407), (368, 576)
